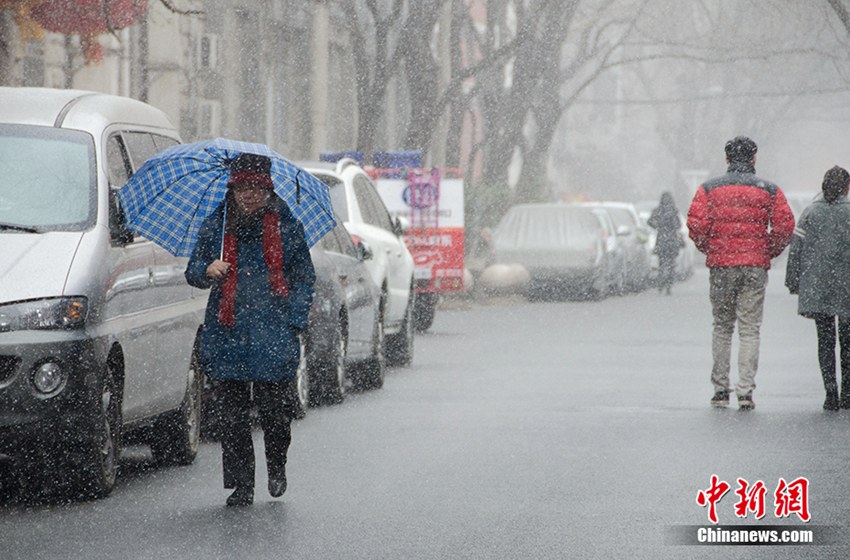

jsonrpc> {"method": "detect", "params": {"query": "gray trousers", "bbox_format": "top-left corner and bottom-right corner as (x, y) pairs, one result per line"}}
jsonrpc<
(709, 267), (768, 397)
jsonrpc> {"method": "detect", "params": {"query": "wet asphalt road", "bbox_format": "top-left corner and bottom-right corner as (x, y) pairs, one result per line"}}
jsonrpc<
(1, 265), (849, 559)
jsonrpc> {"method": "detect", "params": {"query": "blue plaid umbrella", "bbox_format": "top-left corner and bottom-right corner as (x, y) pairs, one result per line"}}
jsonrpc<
(117, 138), (335, 256)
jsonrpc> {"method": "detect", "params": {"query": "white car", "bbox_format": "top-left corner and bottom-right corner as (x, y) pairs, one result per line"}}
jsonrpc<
(579, 201), (652, 291)
(304, 159), (415, 372)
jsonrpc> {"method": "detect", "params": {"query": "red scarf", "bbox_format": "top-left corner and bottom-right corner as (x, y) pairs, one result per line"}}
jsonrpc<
(218, 209), (289, 327)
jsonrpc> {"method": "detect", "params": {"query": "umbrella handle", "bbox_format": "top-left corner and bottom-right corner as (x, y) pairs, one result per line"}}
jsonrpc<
(220, 199), (228, 260)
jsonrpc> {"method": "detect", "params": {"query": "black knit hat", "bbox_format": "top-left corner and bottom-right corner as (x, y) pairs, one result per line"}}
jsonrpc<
(227, 153), (273, 189)
(230, 153), (272, 175)
(724, 136), (757, 162)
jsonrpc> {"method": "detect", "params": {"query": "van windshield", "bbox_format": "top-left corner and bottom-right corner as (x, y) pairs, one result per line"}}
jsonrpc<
(0, 125), (96, 232)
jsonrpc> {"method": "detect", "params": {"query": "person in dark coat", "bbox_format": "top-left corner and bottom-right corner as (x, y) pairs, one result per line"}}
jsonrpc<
(185, 153), (315, 506)
(647, 191), (682, 295)
(785, 166), (850, 411)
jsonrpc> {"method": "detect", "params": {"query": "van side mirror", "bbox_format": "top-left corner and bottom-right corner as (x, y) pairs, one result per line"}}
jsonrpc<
(109, 190), (135, 245)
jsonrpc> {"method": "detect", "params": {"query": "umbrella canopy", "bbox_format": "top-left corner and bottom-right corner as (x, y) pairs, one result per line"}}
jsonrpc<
(117, 138), (336, 257)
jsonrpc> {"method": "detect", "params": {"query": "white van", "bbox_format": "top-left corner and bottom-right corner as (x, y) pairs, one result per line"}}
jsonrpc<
(0, 88), (206, 499)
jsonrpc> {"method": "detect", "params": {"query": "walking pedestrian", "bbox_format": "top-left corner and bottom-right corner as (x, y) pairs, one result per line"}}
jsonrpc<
(185, 153), (316, 506)
(785, 166), (850, 411)
(647, 191), (682, 295)
(687, 136), (795, 410)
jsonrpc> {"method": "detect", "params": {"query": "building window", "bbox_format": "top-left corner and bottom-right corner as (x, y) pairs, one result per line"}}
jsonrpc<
(198, 34), (218, 69)
(197, 99), (221, 137)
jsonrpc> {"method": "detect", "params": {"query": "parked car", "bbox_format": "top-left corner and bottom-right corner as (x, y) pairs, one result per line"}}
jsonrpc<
(579, 201), (651, 291)
(302, 159), (416, 369)
(635, 201), (695, 282)
(584, 205), (628, 296)
(491, 203), (611, 299)
(0, 87), (205, 499)
(306, 220), (382, 403)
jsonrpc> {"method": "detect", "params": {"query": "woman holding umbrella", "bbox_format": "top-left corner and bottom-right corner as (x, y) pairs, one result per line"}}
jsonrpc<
(185, 153), (315, 506)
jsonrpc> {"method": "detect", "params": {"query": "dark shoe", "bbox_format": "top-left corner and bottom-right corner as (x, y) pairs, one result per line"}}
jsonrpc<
(226, 486), (254, 506)
(268, 475), (287, 498)
(710, 390), (729, 408)
(840, 397), (850, 410)
(825, 388), (840, 411)
(738, 394), (755, 411)
(824, 395), (840, 411)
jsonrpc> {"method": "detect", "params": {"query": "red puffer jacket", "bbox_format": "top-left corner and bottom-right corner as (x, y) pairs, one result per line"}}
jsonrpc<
(687, 167), (795, 269)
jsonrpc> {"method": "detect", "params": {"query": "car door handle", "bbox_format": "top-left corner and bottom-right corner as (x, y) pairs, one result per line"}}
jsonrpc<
(338, 274), (348, 282)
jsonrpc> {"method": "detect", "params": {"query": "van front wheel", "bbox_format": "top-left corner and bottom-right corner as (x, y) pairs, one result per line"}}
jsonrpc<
(150, 353), (202, 466)
(75, 360), (122, 499)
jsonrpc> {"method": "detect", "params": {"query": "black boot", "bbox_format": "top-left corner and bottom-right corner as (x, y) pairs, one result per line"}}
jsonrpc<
(824, 383), (839, 411)
(226, 486), (254, 506)
(268, 473), (287, 498)
(268, 465), (287, 498)
(840, 377), (850, 409)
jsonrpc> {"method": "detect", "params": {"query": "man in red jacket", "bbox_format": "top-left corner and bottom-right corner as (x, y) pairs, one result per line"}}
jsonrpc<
(687, 136), (795, 410)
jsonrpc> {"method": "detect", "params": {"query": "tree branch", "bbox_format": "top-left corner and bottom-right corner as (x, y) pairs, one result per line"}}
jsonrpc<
(158, 0), (204, 16)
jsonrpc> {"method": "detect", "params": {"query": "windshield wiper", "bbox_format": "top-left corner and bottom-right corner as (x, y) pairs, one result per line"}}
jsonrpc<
(0, 222), (40, 233)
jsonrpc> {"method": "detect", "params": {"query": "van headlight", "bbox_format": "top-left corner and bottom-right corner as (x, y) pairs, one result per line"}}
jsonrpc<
(0, 297), (88, 332)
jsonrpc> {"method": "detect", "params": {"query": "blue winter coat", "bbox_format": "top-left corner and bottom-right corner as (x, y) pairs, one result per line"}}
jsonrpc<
(185, 198), (315, 382)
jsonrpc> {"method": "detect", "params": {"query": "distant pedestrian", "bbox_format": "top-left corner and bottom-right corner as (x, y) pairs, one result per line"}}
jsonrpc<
(185, 153), (316, 506)
(647, 191), (682, 295)
(687, 136), (795, 410)
(785, 166), (850, 411)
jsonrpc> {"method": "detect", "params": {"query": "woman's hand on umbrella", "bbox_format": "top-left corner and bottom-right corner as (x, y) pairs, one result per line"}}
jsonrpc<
(206, 259), (231, 280)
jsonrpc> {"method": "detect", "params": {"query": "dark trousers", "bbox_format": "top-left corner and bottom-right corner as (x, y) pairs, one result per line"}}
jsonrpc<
(218, 380), (293, 489)
(813, 314), (850, 402)
(657, 252), (676, 290)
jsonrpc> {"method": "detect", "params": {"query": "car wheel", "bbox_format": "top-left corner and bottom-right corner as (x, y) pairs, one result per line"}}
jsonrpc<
(313, 320), (347, 405)
(386, 291), (414, 367)
(355, 298), (385, 390)
(75, 356), (122, 499)
(292, 334), (309, 419)
(413, 292), (437, 332)
(150, 352), (202, 466)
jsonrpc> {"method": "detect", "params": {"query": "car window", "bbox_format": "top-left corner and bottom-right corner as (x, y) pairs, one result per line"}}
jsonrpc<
(321, 226), (343, 253)
(590, 208), (615, 235)
(0, 124), (96, 231)
(316, 173), (349, 222)
(334, 224), (359, 258)
(106, 134), (132, 187)
(494, 205), (599, 248)
(355, 175), (394, 231)
(607, 208), (635, 230)
(352, 175), (376, 224)
(122, 131), (160, 172)
(106, 134), (142, 241)
(152, 134), (179, 152)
